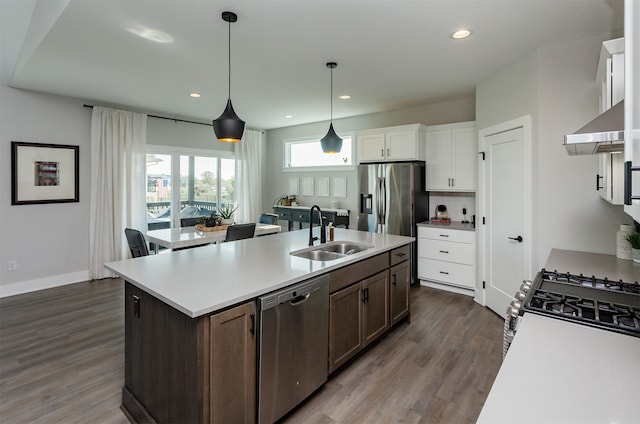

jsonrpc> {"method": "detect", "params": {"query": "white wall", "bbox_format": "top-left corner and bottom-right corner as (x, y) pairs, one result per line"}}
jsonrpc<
(264, 97), (476, 229)
(0, 85), (235, 297)
(0, 86), (92, 296)
(476, 31), (631, 270)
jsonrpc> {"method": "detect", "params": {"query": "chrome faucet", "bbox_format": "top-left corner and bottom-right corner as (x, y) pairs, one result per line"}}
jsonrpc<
(308, 205), (326, 246)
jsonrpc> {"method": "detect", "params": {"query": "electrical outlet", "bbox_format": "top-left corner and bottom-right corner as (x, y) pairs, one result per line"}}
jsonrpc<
(8, 260), (17, 271)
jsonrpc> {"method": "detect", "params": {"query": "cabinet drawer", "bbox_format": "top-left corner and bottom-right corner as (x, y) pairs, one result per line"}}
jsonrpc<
(418, 239), (474, 265)
(418, 258), (474, 289)
(274, 208), (292, 220)
(418, 226), (474, 244)
(330, 253), (389, 293)
(390, 244), (410, 266)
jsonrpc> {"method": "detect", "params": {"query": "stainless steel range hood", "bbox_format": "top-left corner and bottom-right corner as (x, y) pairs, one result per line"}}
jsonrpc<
(563, 100), (624, 155)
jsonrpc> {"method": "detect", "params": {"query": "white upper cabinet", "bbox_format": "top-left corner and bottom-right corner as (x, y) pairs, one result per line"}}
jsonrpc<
(598, 152), (625, 205)
(425, 121), (477, 191)
(624, 0), (640, 221)
(357, 124), (426, 162)
(596, 37), (624, 113)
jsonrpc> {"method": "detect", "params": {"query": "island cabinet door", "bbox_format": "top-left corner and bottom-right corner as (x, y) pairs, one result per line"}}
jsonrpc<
(362, 271), (390, 347)
(208, 301), (257, 424)
(389, 261), (410, 326)
(123, 282), (201, 424)
(329, 283), (363, 373)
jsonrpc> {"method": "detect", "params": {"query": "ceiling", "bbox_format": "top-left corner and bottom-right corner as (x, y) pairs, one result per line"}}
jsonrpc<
(1, 0), (624, 130)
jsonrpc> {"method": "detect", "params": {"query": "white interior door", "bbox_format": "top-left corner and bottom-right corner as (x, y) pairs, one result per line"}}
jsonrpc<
(483, 125), (531, 316)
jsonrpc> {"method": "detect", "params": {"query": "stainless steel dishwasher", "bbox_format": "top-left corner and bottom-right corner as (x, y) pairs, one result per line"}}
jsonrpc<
(258, 274), (329, 424)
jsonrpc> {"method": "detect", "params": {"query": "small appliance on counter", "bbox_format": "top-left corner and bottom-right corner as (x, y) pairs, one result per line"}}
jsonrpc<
(430, 204), (451, 223)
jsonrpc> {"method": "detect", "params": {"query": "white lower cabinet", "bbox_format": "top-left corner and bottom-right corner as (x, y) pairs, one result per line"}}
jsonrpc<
(418, 226), (475, 296)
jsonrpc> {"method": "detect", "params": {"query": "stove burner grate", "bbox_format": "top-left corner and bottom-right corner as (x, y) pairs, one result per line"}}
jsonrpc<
(526, 289), (640, 336)
(541, 270), (640, 295)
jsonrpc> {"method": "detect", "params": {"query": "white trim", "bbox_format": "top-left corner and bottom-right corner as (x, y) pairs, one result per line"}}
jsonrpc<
(146, 144), (235, 159)
(282, 132), (356, 172)
(0, 271), (91, 298)
(476, 115), (533, 306)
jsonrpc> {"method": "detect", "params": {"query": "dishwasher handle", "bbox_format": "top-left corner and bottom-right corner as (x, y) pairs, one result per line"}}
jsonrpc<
(289, 293), (311, 306)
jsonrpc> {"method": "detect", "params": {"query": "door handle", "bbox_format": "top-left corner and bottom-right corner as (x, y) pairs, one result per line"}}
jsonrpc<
(508, 235), (523, 243)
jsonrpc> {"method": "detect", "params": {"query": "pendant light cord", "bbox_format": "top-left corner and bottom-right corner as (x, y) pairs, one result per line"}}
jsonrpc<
(227, 19), (231, 100)
(330, 66), (333, 122)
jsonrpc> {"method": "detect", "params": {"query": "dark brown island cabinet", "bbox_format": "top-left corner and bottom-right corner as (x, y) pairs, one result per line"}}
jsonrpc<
(121, 244), (411, 423)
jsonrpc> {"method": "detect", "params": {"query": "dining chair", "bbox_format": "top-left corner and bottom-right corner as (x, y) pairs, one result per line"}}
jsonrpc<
(180, 217), (201, 227)
(258, 213), (279, 225)
(125, 228), (150, 258)
(224, 223), (256, 242)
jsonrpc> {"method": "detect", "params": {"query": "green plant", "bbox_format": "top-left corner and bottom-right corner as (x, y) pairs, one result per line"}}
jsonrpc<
(217, 203), (239, 219)
(198, 211), (221, 227)
(626, 232), (640, 249)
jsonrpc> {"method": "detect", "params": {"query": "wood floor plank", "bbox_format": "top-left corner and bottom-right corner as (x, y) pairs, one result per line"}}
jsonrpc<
(0, 280), (503, 424)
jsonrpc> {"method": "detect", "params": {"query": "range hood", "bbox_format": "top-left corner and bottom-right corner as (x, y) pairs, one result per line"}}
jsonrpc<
(563, 100), (624, 155)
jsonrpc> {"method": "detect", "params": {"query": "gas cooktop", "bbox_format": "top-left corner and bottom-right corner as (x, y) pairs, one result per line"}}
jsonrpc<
(522, 270), (640, 338)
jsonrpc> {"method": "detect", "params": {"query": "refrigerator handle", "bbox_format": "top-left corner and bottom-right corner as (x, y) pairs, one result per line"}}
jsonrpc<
(375, 178), (380, 225)
(380, 177), (386, 225)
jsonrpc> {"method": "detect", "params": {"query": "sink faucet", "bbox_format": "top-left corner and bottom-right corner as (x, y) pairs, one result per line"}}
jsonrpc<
(309, 205), (326, 246)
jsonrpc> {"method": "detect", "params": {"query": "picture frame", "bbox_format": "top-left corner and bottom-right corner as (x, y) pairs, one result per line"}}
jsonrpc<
(11, 141), (79, 205)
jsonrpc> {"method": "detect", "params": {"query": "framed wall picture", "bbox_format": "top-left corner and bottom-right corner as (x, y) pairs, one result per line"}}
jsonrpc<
(11, 141), (80, 205)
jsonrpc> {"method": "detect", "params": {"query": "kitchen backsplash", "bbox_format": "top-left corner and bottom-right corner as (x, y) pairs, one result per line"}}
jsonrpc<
(428, 192), (476, 222)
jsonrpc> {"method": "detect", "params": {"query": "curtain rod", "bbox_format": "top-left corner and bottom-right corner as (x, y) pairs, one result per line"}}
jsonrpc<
(83, 104), (212, 127)
(83, 104), (265, 133)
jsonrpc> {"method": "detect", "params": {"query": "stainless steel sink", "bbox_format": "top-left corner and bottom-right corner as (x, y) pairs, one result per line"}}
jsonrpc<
(290, 241), (374, 261)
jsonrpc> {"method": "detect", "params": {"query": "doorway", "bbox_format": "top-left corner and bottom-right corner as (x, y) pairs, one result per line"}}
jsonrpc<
(478, 116), (533, 316)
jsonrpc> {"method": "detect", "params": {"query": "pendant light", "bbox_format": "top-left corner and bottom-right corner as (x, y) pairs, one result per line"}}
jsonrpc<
(320, 62), (343, 154)
(213, 11), (245, 143)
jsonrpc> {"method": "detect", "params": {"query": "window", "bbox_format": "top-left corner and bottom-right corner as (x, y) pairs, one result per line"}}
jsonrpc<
(145, 149), (235, 229)
(284, 135), (353, 170)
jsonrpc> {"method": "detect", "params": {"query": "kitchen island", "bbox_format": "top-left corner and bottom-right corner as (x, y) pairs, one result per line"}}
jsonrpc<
(477, 249), (640, 423)
(105, 228), (414, 424)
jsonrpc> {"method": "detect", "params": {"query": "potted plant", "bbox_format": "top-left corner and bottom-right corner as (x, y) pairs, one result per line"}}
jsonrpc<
(217, 203), (239, 225)
(198, 211), (221, 227)
(626, 232), (640, 263)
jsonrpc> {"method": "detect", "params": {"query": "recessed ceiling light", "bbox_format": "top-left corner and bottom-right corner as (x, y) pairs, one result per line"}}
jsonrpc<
(284, 115), (293, 119)
(451, 29), (472, 39)
(127, 26), (174, 43)
(190, 93), (201, 98)
(339, 95), (351, 100)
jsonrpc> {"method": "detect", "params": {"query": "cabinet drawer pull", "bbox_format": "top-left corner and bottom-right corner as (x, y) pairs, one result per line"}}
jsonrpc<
(395, 252), (406, 257)
(439, 234), (449, 237)
(392, 273), (397, 286)
(381, 148), (384, 157)
(249, 313), (255, 335)
(439, 271), (449, 275)
(439, 250), (449, 254)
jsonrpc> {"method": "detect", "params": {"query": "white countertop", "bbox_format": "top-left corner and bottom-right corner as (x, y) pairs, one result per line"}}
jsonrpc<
(545, 248), (640, 282)
(105, 228), (413, 318)
(477, 313), (640, 424)
(417, 220), (476, 232)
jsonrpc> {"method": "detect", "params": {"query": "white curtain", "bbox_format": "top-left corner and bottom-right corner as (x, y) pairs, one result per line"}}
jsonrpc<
(235, 129), (264, 223)
(89, 106), (147, 280)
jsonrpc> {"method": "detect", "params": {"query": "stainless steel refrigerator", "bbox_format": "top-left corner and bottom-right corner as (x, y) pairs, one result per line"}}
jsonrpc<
(357, 161), (429, 284)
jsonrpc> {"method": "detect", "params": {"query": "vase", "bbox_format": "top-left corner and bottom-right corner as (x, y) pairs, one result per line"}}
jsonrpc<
(221, 218), (234, 225)
(632, 248), (640, 264)
(616, 224), (634, 260)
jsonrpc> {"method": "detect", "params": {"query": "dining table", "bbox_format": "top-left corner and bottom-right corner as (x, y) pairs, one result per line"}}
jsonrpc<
(146, 223), (281, 253)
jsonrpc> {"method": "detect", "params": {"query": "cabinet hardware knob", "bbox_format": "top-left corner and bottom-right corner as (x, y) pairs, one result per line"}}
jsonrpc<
(508, 235), (523, 243)
(249, 313), (255, 335)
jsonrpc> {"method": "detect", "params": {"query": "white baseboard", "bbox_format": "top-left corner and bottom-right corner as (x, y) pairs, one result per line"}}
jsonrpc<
(0, 271), (90, 298)
(420, 279), (475, 297)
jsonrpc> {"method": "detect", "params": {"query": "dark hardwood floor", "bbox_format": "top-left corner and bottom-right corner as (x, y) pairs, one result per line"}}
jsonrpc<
(0, 279), (503, 424)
